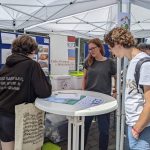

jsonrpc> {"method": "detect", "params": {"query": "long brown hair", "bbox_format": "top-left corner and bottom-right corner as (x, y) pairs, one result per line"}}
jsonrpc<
(87, 38), (104, 66)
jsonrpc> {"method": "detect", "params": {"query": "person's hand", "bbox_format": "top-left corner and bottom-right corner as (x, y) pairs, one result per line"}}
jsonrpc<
(131, 127), (140, 139)
(112, 92), (117, 98)
(112, 89), (117, 98)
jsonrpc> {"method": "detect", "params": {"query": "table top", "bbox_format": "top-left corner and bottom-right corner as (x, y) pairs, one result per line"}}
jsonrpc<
(35, 90), (118, 116)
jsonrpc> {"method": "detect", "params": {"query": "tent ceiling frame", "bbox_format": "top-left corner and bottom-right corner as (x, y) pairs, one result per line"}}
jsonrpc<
(71, 30), (96, 38)
(0, 0), (99, 8)
(133, 29), (148, 34)
(0, 3), (43, 7)
(0, 3), (45, 21)
(131, 19), (150, 26)
(0, 2), (69, 7)
(16, 5), (48, 29)
(2, 6), (14, 20)
(72, 11), (88, 30)
(36, 0), (46, 6)
(86, 23), (109, 34)
(24, 1), (117, 32)
(106, 5), (115, 31)
(131, 12), (144, 30)
(1, 0), (149, 38)
(31, 25), (95, 38)
(73, 16), (108, 31)
(52, 21), (115, 24)
(140, 18), (150, 23)
(46, 0), (78, 21)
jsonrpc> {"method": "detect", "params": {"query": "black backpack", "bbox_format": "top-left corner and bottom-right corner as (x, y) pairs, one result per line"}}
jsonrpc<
(134, 57), (150, 93)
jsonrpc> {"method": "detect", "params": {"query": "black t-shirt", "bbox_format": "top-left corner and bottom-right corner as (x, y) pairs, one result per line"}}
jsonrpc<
(84, 58), (116, 95)
(0, 53), (52, 114)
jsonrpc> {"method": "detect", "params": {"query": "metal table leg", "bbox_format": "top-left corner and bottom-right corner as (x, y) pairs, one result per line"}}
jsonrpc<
(67, 116), (85, 150)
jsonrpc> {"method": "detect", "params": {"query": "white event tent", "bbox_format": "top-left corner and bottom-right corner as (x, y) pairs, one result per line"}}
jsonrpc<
(0, 0), (150, 39)
(0, 1), (150, 150)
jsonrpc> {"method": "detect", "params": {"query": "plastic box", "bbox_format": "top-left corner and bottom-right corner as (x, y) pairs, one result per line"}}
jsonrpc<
(69, 71), (83, 90)
(50, 75), (72, 91)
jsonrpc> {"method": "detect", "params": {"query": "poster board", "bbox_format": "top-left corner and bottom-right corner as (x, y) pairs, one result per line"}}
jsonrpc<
(68, 36), (76, 71)
(118, 12), (130, 30)
(0, 32), (16, 69)
(0, 32), (50, 75)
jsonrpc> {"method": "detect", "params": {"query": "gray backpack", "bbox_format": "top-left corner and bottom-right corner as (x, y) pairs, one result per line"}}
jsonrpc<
(134, 57), (150, 93)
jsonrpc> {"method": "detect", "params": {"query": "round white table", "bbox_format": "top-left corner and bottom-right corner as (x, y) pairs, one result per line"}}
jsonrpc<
(35, 90), (117, 150)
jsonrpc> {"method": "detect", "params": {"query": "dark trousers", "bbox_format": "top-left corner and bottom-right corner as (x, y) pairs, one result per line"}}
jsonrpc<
(0, 112), (15, 142)
(85, 113), (110, 150)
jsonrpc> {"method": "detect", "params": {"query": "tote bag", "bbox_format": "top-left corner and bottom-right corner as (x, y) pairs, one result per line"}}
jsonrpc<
(15, 103), (45, 150)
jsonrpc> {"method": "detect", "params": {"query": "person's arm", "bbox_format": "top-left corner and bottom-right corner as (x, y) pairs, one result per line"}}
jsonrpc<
(31, 62), (52, 98)
(112, 75), (117, 98)
(132, 85), (150, 139)
(111, 59), (117, 97)
(82, 69), (87, 90)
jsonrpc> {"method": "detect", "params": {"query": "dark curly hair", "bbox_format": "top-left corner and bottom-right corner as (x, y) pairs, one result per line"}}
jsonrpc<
(12, 35), (38, 55)
(104, 27), (136, 48)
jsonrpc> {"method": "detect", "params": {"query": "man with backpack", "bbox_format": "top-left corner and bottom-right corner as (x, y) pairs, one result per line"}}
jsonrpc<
(104, 27), (150, 150)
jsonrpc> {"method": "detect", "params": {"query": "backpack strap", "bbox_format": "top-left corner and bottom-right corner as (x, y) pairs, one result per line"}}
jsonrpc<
(134, 57), (150, 93)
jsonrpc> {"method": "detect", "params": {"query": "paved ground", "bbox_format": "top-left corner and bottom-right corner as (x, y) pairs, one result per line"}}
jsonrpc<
(0, 113), (116, 150)
(59, 112), (116, 150)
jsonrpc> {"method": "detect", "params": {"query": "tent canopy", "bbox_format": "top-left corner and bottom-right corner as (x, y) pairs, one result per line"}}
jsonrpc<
(0, 0), (116, 30)
(0, 0), (150, 38)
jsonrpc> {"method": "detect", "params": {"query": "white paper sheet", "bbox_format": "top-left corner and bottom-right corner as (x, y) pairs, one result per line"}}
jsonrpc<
(55, 93), (80, 100)
(1, 49), (12, 64)
(75, 96), (104, 108)
(1, 33), (16, 44)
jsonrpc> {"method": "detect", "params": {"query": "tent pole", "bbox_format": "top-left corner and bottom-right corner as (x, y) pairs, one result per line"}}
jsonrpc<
(77, 38), (80, 72)
(120, 1), (131, 150)
(116, 1), (122, 150)
(116, 57), (122, 150)
(13, 20), (16, 33)
(120, 57), (128, 150)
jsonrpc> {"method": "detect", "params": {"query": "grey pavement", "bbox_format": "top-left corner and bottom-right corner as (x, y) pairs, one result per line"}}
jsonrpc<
(59, 112), (116, 150)
(0, 112), (116, 150)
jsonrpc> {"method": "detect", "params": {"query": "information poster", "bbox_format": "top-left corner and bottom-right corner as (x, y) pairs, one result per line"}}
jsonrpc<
(118, 12), (130, 29)
(68, 36), (76, 71)
(0, 32), (50, 75)
(1, 32), (16, 44)
(38, 45), (49, 76)
(1, 49), (12, 64)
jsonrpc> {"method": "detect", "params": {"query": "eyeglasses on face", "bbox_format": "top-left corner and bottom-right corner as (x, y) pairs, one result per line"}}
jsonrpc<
(89, 46), (98, 51)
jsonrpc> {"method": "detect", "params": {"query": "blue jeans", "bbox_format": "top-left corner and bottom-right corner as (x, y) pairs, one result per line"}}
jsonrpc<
(127, 126), (150, 150)
(85, 113), (110, 150)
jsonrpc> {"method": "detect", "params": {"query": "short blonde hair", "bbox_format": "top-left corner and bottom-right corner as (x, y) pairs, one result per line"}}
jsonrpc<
(104, 27), (136, 48)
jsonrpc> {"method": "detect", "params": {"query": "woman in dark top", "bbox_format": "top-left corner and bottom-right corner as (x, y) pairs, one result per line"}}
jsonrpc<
(82, 38), (116, 150)
(0, 35), (52, 150)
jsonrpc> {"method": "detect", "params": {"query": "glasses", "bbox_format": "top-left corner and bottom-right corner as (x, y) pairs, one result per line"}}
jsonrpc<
(89, 46), (98, 51)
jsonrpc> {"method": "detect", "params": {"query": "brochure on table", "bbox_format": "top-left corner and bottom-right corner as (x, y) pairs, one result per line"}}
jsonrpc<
(0, 32), (50, 76)
(47, 93), (104, 108)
